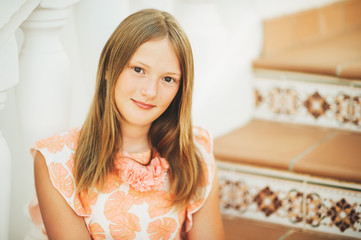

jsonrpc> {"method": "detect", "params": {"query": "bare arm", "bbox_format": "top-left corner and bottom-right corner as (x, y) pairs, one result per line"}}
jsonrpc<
(34, 151), (91, 240)
(187, 168), (225, 240)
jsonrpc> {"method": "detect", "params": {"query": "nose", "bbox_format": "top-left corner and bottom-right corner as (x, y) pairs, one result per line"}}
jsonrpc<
(140, 77), (157, 98)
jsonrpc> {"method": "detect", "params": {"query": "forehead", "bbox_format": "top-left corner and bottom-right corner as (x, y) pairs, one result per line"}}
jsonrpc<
(129, 38), (181, 74)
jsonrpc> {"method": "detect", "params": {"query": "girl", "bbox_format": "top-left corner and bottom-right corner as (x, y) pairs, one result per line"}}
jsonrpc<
(31, 9), (224, 239)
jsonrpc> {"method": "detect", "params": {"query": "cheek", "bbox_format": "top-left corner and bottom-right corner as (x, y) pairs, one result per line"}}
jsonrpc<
(163, 88), (179, 107)
(115, 73), (137, 95)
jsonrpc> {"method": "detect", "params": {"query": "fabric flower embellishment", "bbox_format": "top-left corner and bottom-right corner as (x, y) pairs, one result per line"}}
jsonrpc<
(114, 151), (169, 192)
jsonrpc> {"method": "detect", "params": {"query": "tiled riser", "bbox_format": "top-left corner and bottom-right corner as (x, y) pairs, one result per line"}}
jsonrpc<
(253, 77), (361, 132)
(217, 162), (361, 239)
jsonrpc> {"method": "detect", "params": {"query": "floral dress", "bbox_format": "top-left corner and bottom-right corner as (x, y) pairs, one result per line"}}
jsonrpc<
(29, 127), (216, 240)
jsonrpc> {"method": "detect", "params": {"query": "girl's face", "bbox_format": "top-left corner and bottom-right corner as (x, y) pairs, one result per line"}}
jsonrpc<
(114, 38), (181, 130)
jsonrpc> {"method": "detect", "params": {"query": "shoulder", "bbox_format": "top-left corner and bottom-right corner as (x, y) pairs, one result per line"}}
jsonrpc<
(184, 126), (217, 232)
(33, 127), (81, 155)
(31, 126), (81, 180)
(31, 127), (90, 217)
(193, 126), (213, 154)
(192, 126), (215, 183)
(31, 126), (81, 188)
(31, 127), (80, 177)
(31, 127), (81, 170)
(192, 125), (215, 171)
(192, 126), (216, 193)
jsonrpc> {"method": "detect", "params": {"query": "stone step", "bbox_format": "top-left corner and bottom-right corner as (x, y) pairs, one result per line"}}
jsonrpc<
(217, 2), (361, 238)
(251, 0), (361, 132)
(253, 29), (361, 80)
(253, 0), (361, 80)
(214, 119), (361, 183)
(222, 216), (357, 240)
(214, 119), (361, 239)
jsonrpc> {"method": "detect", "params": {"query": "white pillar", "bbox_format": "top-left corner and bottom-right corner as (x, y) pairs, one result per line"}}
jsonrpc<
(17, 0), (79, 149)
(17, 2), (79, 238)
(0, 34), (19, 240)
(0, 131), (11, 240)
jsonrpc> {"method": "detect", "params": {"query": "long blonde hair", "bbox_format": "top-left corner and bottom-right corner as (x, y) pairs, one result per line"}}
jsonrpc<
(74, 9), (204, 206)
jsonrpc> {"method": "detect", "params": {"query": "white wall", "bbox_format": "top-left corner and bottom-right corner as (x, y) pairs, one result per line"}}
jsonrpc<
(0, 0), (339, 239)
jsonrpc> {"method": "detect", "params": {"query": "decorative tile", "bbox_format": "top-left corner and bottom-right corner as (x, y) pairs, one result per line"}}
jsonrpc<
(217, 162), (361, 239)
(253, 76), (361, 132)
(218, 167), (308, 228)
(303, 184), (361, 238)
(219, 180), (251, 213)
(285, 190), (305, 224)
(254, 89), (263, 108)
(351, 95), (361, 126)
(268, 88), (299, 115)
(327, 198), (359, 232)
(253, 186), (283, 217)
(303, 92), (330, 119)
(335, 93), (353, 123)
(335, 93), (361, 126)
(304, 192), (324, 227)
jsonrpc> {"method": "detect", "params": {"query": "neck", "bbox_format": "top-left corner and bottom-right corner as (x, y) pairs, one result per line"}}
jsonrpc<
(120, 122), (151, 154)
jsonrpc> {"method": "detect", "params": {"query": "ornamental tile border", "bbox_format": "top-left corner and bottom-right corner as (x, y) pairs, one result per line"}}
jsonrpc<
(253, 77), (361, 132)
(217, 163), (361, 239)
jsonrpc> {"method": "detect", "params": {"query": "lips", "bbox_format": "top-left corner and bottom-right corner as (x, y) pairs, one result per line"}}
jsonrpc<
(131, 99), (156, 110)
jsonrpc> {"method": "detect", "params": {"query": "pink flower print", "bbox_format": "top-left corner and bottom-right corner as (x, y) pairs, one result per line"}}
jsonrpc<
(28, 198), (43, 227)
(49, 162), (74, 198)
(101, 172), (122, 194)
(128, 187), (155, 205)
(194, 127), (211, 153)
(178, 208), (186, 226)
(104, 191), (133, 221)
(147, 190), (173, 218)
(64, 127), (80, 151)
(187, 198), (204, 214)
(175, 209), (187, 240)
(89, 222), (106, 240)
(74, 189), (97, 215)
(65, 153), (75, 173)
(74, 197), (87, 216)
(35, 134), (65, 153)
(110, 213), (141, 240)
(184, 198), (205, 232)
(174, 227), (183, 240)
(147, 217), (177, 240)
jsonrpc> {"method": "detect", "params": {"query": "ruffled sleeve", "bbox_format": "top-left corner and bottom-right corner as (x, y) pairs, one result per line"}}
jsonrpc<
(29, 127), (91, 222)
(184, 127), (216, 232)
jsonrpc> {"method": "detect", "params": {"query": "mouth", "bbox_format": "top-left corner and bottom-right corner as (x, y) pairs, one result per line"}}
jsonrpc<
(131, 99), (156, 110)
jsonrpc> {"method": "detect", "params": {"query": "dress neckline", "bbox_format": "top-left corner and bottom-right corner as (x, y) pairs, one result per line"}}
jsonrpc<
(113, 150), (169, 192)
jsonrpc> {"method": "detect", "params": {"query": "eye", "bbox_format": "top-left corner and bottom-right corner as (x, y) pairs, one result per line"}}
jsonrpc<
(133, 67), (144, 74)
(163, 76), (175, 83)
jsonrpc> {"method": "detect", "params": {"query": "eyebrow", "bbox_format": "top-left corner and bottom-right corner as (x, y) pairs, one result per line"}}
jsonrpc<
(133, 60), (181, 77)
(165, 71), (181, 77)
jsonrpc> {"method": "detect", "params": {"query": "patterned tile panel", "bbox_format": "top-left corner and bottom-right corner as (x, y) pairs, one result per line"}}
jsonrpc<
(219, 169), (308, 229)
(253, 77), (361, 132)
(303, 184), (361, 236)
(218, 163), (361, 239)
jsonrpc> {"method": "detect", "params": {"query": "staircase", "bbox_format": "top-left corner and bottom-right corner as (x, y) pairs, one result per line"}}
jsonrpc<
(215, 1), (361, 239)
